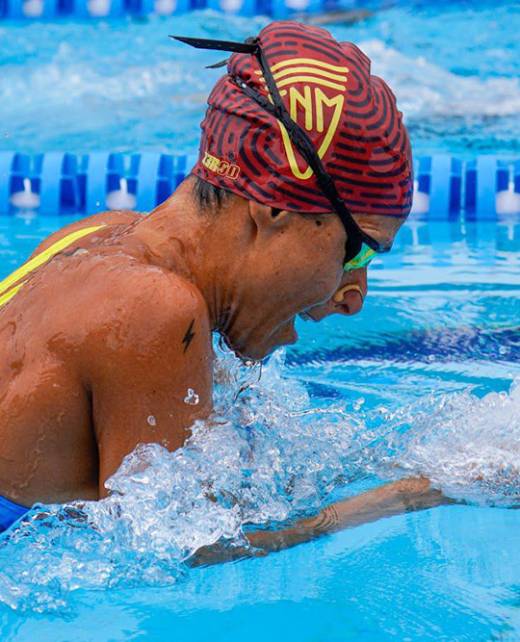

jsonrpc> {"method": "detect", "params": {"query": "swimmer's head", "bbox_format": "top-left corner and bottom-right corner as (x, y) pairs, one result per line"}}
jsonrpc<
(188, 176), (401, 361)
(176, 21), (412, 359)
(184, 21), (412, 218)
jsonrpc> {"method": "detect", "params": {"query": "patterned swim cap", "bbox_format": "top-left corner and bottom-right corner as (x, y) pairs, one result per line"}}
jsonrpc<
(192, 20), (413, 218)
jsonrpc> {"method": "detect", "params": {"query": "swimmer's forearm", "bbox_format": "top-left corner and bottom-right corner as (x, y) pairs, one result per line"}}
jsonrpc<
(246, 477), (450, 553)
(191, 478), (452, 566)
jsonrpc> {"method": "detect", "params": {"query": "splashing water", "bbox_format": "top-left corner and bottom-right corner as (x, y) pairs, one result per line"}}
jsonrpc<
(0, 342), (518, 614)
(387, 382), (520, 506)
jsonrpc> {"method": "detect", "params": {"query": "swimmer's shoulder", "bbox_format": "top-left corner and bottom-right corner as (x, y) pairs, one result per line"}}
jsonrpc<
(77, 256), (212, 362)
(29, 210), (143, 258)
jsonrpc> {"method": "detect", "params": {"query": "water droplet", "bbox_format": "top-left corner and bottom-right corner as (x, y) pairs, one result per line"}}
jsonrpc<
(147, 415), (157, 427)
(184, 388), (200, 406)
(353, 397), (365, 411)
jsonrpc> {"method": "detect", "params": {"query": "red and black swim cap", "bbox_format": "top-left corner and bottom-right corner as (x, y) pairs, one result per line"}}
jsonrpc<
(192, 21), (413, 219)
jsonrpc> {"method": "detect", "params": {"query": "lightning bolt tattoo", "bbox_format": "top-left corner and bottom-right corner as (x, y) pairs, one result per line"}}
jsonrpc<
(182, 319), (195, 353)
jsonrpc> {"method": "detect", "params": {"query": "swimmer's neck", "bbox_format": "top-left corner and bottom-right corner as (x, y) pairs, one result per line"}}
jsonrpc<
(129, 176), (247, 334)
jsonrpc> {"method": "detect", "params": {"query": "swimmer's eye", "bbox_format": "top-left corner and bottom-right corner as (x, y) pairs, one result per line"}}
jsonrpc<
(343, 244), (377, 272)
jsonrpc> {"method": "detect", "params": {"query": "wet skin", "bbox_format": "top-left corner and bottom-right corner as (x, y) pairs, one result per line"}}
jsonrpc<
(0, 177), (404, 508)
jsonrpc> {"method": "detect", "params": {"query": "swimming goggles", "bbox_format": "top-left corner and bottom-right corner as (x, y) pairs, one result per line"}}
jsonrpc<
(172, 35), (391, 272)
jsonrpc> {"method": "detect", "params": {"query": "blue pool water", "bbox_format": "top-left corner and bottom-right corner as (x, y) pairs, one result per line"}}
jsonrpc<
(0, 1), (520, 640)
(0, 0), (519, 156)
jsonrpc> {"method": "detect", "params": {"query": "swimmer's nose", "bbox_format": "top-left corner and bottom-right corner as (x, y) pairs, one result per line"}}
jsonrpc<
(333, 283), (365, 316)
(332, 268), (367, 316)
(304, 269), (367, 321)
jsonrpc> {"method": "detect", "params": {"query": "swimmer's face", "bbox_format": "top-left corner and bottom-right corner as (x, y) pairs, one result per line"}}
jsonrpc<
(303, 213), (404, 322)
(220, 202), (404, 361)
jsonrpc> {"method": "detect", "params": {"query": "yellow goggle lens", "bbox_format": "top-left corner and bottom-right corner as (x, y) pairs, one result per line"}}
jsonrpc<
(343, 243), (377, 272)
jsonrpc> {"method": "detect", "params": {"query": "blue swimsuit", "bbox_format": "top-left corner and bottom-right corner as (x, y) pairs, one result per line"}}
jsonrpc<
(0, 495), (29, 533)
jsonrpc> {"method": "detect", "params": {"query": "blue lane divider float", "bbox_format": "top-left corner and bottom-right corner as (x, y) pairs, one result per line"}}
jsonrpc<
(0, 0), (348, 19)
(411, 155), (520, 220)
(0, 152), (519, 218)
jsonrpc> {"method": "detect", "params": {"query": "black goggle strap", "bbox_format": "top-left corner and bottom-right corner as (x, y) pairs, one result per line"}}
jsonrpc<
(234, 72), (365, 262)
(171, 35), (384, 258)
(171, 35), (258, 53)
(252, 45), (364, 243)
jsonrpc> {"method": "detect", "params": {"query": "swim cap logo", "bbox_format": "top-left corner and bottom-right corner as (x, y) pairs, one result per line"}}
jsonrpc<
(202, 151), (240, 180)
(256, 58), (349, 181)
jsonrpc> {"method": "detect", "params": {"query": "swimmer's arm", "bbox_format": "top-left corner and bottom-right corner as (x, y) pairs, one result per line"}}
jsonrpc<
(85, 273), (213, 494)
(192, 478), (452, 565)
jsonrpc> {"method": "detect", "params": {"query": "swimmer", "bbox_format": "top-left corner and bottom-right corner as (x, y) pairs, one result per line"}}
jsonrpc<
(0, 21), (440, 551)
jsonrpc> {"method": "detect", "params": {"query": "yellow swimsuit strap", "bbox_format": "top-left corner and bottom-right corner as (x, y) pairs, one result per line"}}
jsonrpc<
(0, 224), (106, 310)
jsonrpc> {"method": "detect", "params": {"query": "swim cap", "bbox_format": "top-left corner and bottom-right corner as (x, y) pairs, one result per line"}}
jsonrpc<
(192, 21), (413, 218)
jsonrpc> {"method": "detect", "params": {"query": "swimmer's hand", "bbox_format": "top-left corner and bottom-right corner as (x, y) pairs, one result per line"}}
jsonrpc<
(191, 478), (452, 566)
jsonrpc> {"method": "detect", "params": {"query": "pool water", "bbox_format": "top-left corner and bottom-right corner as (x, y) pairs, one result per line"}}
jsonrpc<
(0, 0), (519, 640)
(0, 215), (519, 640)
(0, 0), (519, 156)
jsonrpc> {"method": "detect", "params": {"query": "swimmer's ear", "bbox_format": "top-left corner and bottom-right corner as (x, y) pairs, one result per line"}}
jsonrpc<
(248, 200), (293, 233)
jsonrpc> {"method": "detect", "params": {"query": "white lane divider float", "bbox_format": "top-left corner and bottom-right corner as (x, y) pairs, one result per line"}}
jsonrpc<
(10, 178), (41, 210)
(106, 177), (137, 211)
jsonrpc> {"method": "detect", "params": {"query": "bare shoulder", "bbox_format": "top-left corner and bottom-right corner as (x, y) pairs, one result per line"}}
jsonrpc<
(77, 261), (213, 486)
(30, 210), (142, 257)
(128, 267), (209, 343)
(80, 259), (212, 362)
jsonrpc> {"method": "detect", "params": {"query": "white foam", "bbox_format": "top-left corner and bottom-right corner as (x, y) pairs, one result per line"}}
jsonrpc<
(379, 381), (520, 506)
(0, 58), (204, 115)
(359, 39), (520, 119)
(1, 37), (518, 136)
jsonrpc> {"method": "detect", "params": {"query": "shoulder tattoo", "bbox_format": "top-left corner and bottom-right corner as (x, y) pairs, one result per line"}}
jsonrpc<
(182, 319), (196, 353)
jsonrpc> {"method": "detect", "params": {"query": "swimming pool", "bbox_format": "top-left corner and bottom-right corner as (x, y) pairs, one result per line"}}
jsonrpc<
(1, 1), (519, 640)
(0, 213), (519, 639)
